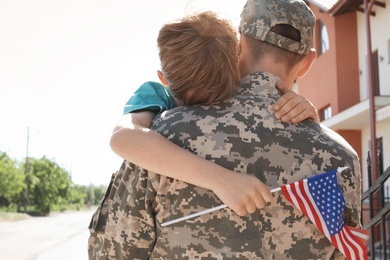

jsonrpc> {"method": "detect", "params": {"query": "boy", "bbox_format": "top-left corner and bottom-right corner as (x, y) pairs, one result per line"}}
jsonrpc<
(110, 11), (319, 216)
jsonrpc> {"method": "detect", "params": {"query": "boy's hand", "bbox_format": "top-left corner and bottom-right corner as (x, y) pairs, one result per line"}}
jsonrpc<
(274, 82), (319, 123)
(212, 171), (273, 216)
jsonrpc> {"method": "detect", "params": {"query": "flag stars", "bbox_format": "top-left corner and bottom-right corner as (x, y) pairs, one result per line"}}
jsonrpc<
(283, 170), (348, 236)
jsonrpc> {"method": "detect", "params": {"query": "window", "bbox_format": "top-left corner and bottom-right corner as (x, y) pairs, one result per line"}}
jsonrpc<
(388, 39), (390, 64)
(320, 106), (332, 121)
(372, 50), (380, 95)
(365, 50), (380, 96)
(317, 20), (330, 56)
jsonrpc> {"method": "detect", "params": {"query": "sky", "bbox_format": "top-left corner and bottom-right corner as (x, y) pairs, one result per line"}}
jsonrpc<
(0, 0), (246, 186)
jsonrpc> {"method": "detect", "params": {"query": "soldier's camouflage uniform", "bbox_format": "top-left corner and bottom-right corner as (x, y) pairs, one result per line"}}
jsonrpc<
(88, 72), (362, 259)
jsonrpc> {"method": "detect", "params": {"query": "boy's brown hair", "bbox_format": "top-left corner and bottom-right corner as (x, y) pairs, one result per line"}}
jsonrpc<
(157, 11), (240, 106)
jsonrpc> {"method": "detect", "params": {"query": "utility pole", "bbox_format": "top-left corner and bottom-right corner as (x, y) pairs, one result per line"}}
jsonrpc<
(364, 0), (381, 247)
(23, 126), (30, 213)
(69, 158), (73, 205)
(364, 0), (378, 185)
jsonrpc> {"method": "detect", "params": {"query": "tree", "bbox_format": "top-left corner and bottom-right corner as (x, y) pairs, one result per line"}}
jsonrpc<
(0, 152), (25, 207)
(93, 184), (108, 205)
(0, 152), (109, 214)
(86, 184), (95, 207)
(82, 184), (108, 206)
(26, 157), (71, 214)
(70, 184), (87, 210)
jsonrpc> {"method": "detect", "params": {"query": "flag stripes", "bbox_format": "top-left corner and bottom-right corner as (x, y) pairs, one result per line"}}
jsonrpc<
(280, 169), (368, 260)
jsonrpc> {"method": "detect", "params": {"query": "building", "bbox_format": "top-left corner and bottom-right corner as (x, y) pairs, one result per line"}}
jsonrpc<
(301, 1), (390, 255)
(301, 0), (390, 191)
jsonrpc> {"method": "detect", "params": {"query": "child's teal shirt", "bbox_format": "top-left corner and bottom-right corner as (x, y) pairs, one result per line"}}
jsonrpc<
(123, 81), (176, 115)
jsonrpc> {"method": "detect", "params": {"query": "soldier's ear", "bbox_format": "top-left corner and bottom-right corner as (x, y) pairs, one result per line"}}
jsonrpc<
(157, 70), (169, 86)
(297, 48), (317, 78)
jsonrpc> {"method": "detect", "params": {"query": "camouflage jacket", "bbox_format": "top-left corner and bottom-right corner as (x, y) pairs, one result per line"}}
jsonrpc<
(88, 72), (362, 260)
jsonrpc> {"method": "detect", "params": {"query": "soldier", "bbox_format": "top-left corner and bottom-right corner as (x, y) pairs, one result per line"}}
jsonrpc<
(89, 1), (362, 259)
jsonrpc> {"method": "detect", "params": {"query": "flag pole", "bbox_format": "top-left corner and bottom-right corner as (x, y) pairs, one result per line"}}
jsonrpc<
(161, 167), (348, 227)
(161, 187), (280, 227)
(337, 166), (348, 173)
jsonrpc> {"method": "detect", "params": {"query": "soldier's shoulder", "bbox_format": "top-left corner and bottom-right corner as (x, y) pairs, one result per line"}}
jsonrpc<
(320, 124), (359, 158)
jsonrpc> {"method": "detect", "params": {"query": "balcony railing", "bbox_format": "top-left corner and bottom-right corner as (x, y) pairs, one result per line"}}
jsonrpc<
(362, 140), (390, 259)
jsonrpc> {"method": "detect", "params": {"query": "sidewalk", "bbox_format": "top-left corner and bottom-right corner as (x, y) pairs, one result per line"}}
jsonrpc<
(0, 210), (95, 260)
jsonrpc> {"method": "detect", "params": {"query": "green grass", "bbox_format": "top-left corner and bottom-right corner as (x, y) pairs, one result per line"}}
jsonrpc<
(0, 212), (31, 222)
(0, 205), (94, 222)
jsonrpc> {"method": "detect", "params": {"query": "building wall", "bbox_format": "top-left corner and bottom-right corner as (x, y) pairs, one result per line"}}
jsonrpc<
(354, 3), (390, 193)
(357, 3), (390, 99)
(334, 12), (360, 112)
(300, 4), (390, 194)
(302, 2), (390, 215)
(301, 4), (359, 115)
(299, 4), (338, 113)
(337, 129), (362, 164)
(301, 4), (362, 160)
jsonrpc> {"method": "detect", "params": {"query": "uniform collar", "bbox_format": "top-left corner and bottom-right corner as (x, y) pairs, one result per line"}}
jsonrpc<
(239, 72), (282, 99)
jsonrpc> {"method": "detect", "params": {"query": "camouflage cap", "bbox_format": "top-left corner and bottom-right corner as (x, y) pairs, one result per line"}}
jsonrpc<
(239, 0), (315, 55)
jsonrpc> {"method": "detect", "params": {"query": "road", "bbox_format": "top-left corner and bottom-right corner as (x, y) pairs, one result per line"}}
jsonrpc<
(0, 209), (96, 260)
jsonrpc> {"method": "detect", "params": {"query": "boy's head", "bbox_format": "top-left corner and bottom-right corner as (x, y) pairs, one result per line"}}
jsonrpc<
(157, 11), (240, 106)
(238, 0), (316, 75)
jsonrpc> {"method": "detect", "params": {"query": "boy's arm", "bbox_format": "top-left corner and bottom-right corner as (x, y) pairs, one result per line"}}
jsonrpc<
(111, 112), (272, 216)
(110, 90), (318, 217)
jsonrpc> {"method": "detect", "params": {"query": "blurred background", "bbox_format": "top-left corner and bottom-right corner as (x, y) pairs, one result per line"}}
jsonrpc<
(0, 0), (246, 187)
(0, 3), (247, 258)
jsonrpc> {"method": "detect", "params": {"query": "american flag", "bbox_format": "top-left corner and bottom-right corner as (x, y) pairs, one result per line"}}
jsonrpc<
(280, 168), (369, 260)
